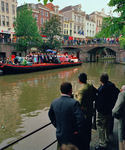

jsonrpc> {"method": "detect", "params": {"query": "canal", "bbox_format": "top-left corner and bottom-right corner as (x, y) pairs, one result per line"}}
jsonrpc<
(0, 61), (125, 150)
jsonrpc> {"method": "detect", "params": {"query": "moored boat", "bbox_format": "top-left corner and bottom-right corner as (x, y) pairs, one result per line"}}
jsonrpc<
(0, 61), (83, 75)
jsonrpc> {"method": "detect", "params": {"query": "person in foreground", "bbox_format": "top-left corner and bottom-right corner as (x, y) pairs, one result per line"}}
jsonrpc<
(112, 85), (125, 150)
(95, 73), (119, 150)
(48, 82), (85, 150)
(75, 72), (97, 150)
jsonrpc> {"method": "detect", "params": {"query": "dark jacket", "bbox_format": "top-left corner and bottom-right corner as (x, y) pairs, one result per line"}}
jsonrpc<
(96, 81), (120, 115)
(48, 95), (85, 148)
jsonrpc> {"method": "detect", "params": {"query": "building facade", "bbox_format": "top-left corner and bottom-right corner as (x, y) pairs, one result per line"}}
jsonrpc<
(45, 3), (63, 34)
(63, 16), (74, 40)
(85, 15), (96, 37)
(0, 0), (17, 42)
(90, 8), (108, 34)
(60, 4), (86, 40)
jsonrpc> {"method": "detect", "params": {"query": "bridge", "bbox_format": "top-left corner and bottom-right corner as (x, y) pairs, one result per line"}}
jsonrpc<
(61, 43), (124, 62)
(0, 43), (124, 63)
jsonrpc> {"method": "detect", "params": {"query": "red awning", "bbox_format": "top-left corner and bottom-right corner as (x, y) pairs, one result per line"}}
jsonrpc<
(41, 35), (47, 37)
(69, 36), (73, 40)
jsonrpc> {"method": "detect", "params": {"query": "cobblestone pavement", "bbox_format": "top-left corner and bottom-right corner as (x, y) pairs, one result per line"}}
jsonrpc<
(90, 119), (119, 150)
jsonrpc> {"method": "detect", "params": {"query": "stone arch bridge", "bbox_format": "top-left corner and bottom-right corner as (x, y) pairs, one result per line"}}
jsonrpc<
(61, 43), (123, 62)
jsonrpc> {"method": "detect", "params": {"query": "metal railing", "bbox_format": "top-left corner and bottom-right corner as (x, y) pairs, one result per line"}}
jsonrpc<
(0, 122), (57, 150)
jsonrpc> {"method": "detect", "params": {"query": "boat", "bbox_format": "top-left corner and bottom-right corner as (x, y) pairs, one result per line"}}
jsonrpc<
(0, 61), (83, 75)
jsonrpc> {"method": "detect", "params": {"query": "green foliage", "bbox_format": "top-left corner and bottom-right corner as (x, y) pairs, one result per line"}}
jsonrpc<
(97, 0), (125, 38)
(119, 36), (125, 49)
(38, 0), (53, 5)
(14, 4), (43, 54)
(41, 15), (62, 51)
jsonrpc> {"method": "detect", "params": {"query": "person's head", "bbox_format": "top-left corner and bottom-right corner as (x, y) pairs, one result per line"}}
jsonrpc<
(60, 144), (79, 150)
(121, 85), (125, 91)
(100, 73), (109, 84)
(60, 82), (72, 95)
(78, 73), (87, 83)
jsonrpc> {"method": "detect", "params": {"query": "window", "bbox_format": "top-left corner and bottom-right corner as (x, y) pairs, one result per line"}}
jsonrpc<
(87, 30), (89, 36)
(64, 24), (66, 28)
(45, 12), (48, 17)
(67, 30), (68, 35)
(2, 15), (5, 26)
(99, 20), (100, 26)
(12, 5), (15, 14)
(70, 23), (72, 29)
(55, 8), (58, 12)
(6, 3), (9, 13)
(0, 15), (1, 26)
(67, 24), (68, 28)
(74, 15), (76, 22)
(6, 16), (9, 27)
(81, 27), (83, 31)
(93, 24), (94, 29)
(97, 20), (98, 27)
(64, 29), (66, 34)
(78, 16), (80, 23)
(90, 24), (91, 29)
(1, 1), (4, 12)
(78, 8), (81, 12)
(70, 30), (72, 36)
(34, 14), (38, 22)
(74, 25), (76, 33)
(87, 23), (89, 29)
(81, 17), (83, 24)
(77, 26), (80, 33)
(41, 18), (44, 24)
(64, 17), (68, 22)
(41, 10), (44, 16)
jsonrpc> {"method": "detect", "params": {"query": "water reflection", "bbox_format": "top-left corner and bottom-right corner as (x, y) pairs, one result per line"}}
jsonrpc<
(0, 62), (125, 149)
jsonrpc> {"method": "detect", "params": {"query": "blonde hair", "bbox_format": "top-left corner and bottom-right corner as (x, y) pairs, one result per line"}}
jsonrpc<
(60, 144), (79, 150)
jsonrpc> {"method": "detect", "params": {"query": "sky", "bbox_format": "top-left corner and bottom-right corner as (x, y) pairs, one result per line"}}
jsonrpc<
(17, 0), (118, 16)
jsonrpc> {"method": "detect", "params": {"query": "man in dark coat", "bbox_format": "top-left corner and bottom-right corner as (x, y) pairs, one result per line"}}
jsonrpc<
(95, 73), (119, 150)
(48, 82), (86, 150)
(75, 73), (97, 150)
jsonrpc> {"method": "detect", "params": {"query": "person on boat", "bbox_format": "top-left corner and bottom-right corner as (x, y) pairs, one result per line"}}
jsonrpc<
(39, 53), (43, 63)
(22, 58), (27, 66)
(48, 82), (86, 150)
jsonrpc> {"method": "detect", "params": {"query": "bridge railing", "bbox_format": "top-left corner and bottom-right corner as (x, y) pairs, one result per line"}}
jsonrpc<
(0, 122), (57, 150)
(61, 40), (120, 46)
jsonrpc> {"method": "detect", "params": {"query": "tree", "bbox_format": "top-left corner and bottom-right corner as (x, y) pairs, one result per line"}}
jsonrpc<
(14, 4), (43, 55)
(38, 0), (53, 5)
(97, 0), (125, 48)
(41, 15), (62, 51)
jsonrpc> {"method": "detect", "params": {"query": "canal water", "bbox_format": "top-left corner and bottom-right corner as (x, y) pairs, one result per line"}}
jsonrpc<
(0, 61), (125, 150)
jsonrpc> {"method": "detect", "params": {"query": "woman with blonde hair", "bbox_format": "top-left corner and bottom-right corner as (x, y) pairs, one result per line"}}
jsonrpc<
(60, 144), (79, 150)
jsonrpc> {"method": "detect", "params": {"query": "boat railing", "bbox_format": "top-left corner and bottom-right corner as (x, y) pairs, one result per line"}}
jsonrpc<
(0, 122), (57, 150)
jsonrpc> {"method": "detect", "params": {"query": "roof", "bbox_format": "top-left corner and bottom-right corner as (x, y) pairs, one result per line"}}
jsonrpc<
(45, 3), (62, 14)
(60, 6), (72, 12)
(86, 14), (95, 22)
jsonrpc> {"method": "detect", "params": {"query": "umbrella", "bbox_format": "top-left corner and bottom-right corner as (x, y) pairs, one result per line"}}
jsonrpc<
(52, 51), (56, 53)
(46, 49), (53, 52)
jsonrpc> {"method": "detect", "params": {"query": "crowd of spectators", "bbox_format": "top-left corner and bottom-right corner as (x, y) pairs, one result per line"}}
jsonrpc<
(61, 37), (120, 46)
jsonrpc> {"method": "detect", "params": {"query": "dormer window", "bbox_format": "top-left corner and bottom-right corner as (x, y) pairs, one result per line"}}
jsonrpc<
(55, 8), (58, 12)
(78, 8), (81, 12)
